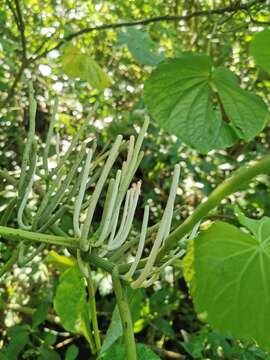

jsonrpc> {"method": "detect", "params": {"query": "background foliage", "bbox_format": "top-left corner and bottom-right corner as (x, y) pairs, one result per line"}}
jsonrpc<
(0, 0), (270, 359)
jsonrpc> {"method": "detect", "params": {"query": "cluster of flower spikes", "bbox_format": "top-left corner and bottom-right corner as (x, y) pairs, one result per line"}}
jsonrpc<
(16, 82), (198, 288)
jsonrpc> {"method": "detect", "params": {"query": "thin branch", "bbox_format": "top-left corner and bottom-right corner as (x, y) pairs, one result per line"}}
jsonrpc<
(1, 0), (266, 107)
(33, 0), (265, 61)
(6, 0), (20, 29)
(14, 0), (27, 61)
(2, 0), (29, 107)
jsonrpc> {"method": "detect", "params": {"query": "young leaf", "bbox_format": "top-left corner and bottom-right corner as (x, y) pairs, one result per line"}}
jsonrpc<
(101, 307), (122, 354)
(44, 250), (75, 273)
(192, 221), (270, 351)
(64, 344), (79, 360)
(61, 46), (111, 91)
(32, 302), (50, 328)
(0, 325), (30, 360)
(250, 29), (270, 74)
(144, 54), (268, 153)
(118, 28), (164, 66)
(100, 288), (144, 353)
(53, 265), (91, 342)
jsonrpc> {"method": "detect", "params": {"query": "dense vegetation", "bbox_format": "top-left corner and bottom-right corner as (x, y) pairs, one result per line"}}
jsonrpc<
(0, 1), (270, 359)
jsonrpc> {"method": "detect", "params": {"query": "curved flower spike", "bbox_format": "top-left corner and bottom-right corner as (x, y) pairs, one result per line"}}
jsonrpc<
(131, 248), (185, 288)
(122, 135), (135, 178)
(95, 169), (122, 247)
(35, 144), (87, 230)
(108, 181), (141, 251)
(80, 134), (123, 251)
(114, 118), (149, 215)
(18, 82), (37, 198)
(17, 141), (37, 230)
(124, 205), (149, 280)
(43, 96), (58, 177)
(131, 164), (180, 288)
(189, 221), (201, 240)
(108, 189), (131, 248)
(73, 148), (93, 237)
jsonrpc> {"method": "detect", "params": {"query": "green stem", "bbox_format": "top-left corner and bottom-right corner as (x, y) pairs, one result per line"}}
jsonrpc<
(1, 154), (270, 273)
(158, 154), (270, 260)
(0, 225), (115, 273)
(87, 266), (101, 352)
(0, 226), (77, 248)
(112, 267), (137, 360)
(85, 325), (96, 355)
(0, 251), (19, 278)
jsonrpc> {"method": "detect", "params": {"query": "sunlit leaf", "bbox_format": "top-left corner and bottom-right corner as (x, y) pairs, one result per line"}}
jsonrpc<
(61, 46), (111, 91)
(212, 67), (268, 141)
(144, 54), (268, 153)
(250, 29), (270, 74)
(45, 250), (75, 272)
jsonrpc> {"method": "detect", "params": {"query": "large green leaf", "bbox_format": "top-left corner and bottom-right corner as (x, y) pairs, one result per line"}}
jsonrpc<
(99, 343), (161, 360)
(250, 29), (270, 74)
(118, 28), (164, 66)
(144, 54), (268, 153)
(212, 67), (268, 141)
(192, 220), (270, 350)
(61, 45), (111, 91)
(53, 265), (91, 343)
(235, 206), (270, 240)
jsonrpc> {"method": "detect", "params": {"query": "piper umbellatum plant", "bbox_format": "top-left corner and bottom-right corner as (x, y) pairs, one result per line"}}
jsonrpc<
(1, 82), (270, 359)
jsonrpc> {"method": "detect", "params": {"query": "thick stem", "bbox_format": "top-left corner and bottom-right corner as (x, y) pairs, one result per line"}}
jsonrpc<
(87, 266), (101, 352)
(157, 154), (270, 260)
(0, 225), (115, 273)
(0, 226), (77, 248)
(112, 267), (137, 360)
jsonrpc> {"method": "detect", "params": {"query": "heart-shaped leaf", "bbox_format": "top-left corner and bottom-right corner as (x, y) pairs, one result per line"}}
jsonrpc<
(192, 220), (270, 350)
(144, 54), (268, 153)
